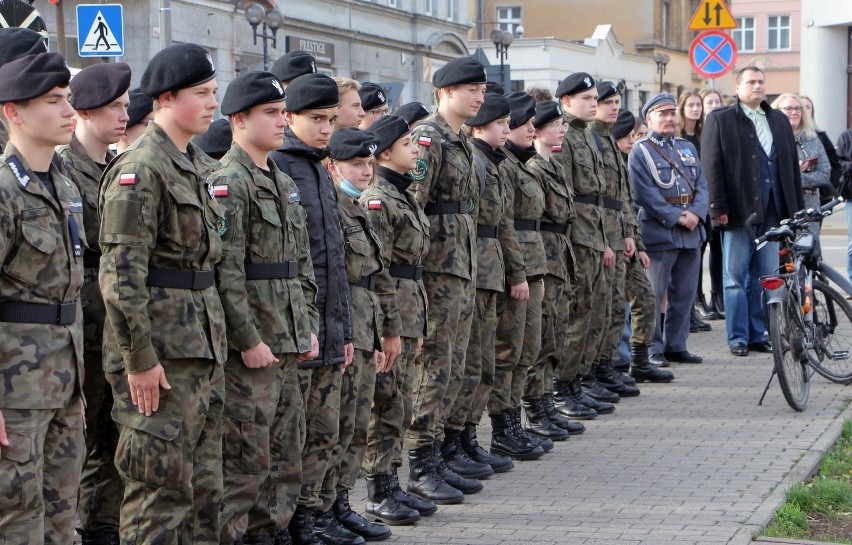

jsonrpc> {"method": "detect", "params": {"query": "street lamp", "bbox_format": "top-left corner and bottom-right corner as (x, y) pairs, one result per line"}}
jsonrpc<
(244, 3), (284, 71)
(653, 52), (670, 93)
(490, 26), (522, 88)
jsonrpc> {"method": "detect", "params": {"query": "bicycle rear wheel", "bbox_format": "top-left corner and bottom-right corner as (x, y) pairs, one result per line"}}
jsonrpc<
(809, 280), (852, 384)
(768, 298), (810, 411)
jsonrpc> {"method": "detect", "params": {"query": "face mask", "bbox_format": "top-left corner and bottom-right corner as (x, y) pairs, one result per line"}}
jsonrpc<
(339, 178), (362, 198)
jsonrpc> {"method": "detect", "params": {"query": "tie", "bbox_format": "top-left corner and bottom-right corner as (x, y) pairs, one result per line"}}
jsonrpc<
(751, 111), (771, 155)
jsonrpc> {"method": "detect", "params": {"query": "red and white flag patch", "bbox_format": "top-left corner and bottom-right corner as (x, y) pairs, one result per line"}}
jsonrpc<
(213, 185), (229, 197)
(418, 136), (432, 147)
(119, 173), (136, 185)
(551, 144), (562, 152)
(367, 199), (382, 210)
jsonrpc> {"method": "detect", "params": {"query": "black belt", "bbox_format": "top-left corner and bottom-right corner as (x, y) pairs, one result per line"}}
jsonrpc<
(389, 263), (423, 280)
(350, 274), (376, 291)
(476, 224), (498, 238)
(540, 221), (570, 234)
(147, 268), (215, 290)
(514, 219), (540, 232)
(573, 194), (623, 210)
(83, 250), (101, 269)
(0, 300), (78, 325)
(245, 260), (298, 280)
(424, 201), (468, 215)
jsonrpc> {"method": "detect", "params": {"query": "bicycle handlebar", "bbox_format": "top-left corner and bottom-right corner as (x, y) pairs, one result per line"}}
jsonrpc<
(753, 196), (845, 246)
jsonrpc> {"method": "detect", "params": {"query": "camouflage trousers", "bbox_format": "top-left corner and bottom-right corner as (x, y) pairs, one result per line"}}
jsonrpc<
(243, 360), (305, 539)
(404, 273), (474, 450)
(489, 278), (543, 415)
(626, 255), (656, 346)
(557, 245), (606, 381)
(457, 289), (498, 427)
(107, 359), (224, 545)
(364, 336), (419, 475)
(526, 275), (570, 398)
(77, 350), (122, 535)
(296, 364), (341, 510)
(598, 253), (627, 363)
(320, 349), (376, 510)
(0, 396), (84, 545)
(219, 351), (291, 544)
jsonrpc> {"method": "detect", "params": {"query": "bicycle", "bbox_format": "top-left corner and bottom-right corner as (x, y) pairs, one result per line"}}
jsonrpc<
(754, 197), (852, 411)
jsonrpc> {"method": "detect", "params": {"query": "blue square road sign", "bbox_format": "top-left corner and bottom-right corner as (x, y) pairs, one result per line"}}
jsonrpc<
(77, 4), (124, 57)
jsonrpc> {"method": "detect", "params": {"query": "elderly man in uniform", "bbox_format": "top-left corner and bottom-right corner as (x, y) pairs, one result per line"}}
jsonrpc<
(59, 61), (132, 545)
(630, 93), (709, 365)
(0, 28), (48, 150)
(98, 44), (228, 545)
(0, 51), (85, 545)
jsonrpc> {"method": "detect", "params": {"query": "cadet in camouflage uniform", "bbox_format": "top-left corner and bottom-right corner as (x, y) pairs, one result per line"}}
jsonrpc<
(551, 73), (617, 415)
(405, 57), (486, 504)
(0, 51), (85, 545)
(98, 44), (227, 545)
(0, 29), (49, 151)
(213, 71), (320, 545)
(361, 115), (436, 524)
(56, 62), (131, 544)
(116, 88), (154, 155)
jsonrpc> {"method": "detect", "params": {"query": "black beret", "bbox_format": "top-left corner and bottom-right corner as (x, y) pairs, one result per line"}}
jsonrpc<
(0, 27), (47, 67)
(70, 62), (131, 110)
(506, 91), (536, 130)
(141, 43), (216, 98)
(285, 73), (339, 112)
(641, 92), (677, 119)
(271, 50), (317, 83)
(221, 71), (285, 116)
(126, 87), (153, 128)
(485, 80), (505, 95)
(595, 80), (619, 102)
(466, 93), (510, 127)
(612, 109), (636, 140)
(533, 100), (563, 129)
(555, 72), (596, 98)
(395, 102), (429, 125)
(358, 82), (388, 112)
(432, 57), (487, 88)
(192, 118), (232, 160)
(366, 115), (410, 155)
(0, 52), (70, 103)
(328, 127), (380, 161)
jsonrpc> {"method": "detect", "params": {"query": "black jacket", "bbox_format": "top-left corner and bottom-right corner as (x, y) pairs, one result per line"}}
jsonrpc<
(270, 132), (352, 367)
(701, 98), (804, 226)
(835, 128), (852, 198)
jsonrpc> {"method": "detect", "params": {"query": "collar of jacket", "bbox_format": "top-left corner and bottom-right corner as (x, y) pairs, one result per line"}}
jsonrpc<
(734, 96), (773, 118)
(565, 112), (587, 130)
(281, 129), (330, 161)
(504, 139), (537, 163)
(147, 121), (220, 173)
(377, 165), (414, 194)
(592, 119), (613, 136)
(472, 137), (508, 166)
(648, 131), (674, 147)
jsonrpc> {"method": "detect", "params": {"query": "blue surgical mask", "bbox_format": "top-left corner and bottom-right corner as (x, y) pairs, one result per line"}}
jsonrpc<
(339, 178), (362, 198)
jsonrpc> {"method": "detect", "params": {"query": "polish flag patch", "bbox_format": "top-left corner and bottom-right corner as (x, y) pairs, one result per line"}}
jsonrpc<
(119, 173), (136, 185)
(367, 199), (382, 210)
(213, 185), (229, 197)
(551, 145), (562, 152)
(418, 136), (432, 147)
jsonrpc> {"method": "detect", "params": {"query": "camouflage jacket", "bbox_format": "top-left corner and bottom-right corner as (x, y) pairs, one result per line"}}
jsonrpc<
(529, 153), (576, 282)
(337, 185), (400, 352)
(502, 141), (547, 280)
(360, 167), (429, 339)
(0, 124), (7, 152)
(552, 113), (608, 252)
(592, 120), (637, 251)
(470, 139), (508, 292)
(621, 150), (646, 251)
(98, 122), (228, 374)
(0, 145), (85, 409)
(410, 112), (477, 281)
(57, 134), (113, 352)
(212, 143), (319, 355)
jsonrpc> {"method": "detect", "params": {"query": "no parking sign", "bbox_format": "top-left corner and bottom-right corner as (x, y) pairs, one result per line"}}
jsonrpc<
(689, 30), (738, 79)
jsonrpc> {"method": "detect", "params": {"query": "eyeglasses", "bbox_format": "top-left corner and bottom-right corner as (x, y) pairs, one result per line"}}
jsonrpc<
(368, 108), (390, 117)
(780, 106), (802, 113)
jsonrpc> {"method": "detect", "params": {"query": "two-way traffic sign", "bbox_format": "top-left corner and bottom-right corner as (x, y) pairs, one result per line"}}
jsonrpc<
(688, 0), (736, 31)
(76, 4), (124, 57)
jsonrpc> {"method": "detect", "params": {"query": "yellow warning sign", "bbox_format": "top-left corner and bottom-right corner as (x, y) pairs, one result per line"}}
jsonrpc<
(688, 0), (737, 31)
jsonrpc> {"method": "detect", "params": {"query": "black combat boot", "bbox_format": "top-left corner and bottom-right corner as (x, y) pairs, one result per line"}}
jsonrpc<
(508, 407), (553, 452)
(365, 473), (421, 526)
(389, 464), (437, 515)
(552, 380), (598, 420)
(441, 428), (493, 479)
(629, 343), (675, 383)
(460, 421), (513, 473)
(489, 410), (544, 460)
(272, 529), (293, 545)
(80, 532), (120, 545)
(542, 392), (585, 434)
(406, 445), (464, 505)
(288, 505), (322, 545)
(314, 508), (365, 545)
(332, 490), (391, 541)
(522, 396), (570, 440)
(581, 368), (621, 403)
(594, 360), (640, 397)
(432, 441), (483, 494)
(569, 377), (615, 414)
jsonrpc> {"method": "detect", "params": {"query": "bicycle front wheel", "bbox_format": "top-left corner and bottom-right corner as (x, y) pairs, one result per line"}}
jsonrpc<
(809, 280), (852, 384)
(768, 298), (810, 411)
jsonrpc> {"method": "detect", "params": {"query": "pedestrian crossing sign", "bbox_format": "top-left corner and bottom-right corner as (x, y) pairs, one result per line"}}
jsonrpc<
(76, 4), (123, 57)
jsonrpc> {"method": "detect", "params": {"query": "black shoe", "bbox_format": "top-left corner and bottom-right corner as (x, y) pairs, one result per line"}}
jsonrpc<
(433, 442), (483, 494)
(80, 532), (120, 545)
(314, 510), (366, 545)
(629, 344), (675, 383)
(541, 393), (586, 433)
(696, 293), (718, 319)
(551, 382), (598, 420)
(730, 342), (748, 356)
(333, 490), (392, 541)
(365, 474), (420, 527)
(611, 366), (638, 386)
(690, 309), (712, 332)
(273, 529), (294, 545)
(460, 422), (513, 473)
(748, 341), (772, 353)
(508, 407), (553, 452)
(489, 410), (545, 460)
(289, 505), (323, 545)
(441, 429), (493, 479)
(594, 361), (640, 397)
(649, 353), (670, 368)
(522, 397), (570, 440)
(406, 445), (464, 505)
(581, 371), (621, 403)
(663, 350), (703, 364)
(711, 291), (726, 318)
(388, 465), (437, 515)
(568, 377), (615, 414)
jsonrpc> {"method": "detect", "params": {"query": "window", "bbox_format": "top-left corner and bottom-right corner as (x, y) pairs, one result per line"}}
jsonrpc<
(446, 0), (457, 21)
(497, 6), (521, 35)
(768, 15), (791, 50)
(387, 0), (398, 7)
(425, 0), (437, 16)
(661, 0), (670, 47)
(733, 17), (755, 51)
